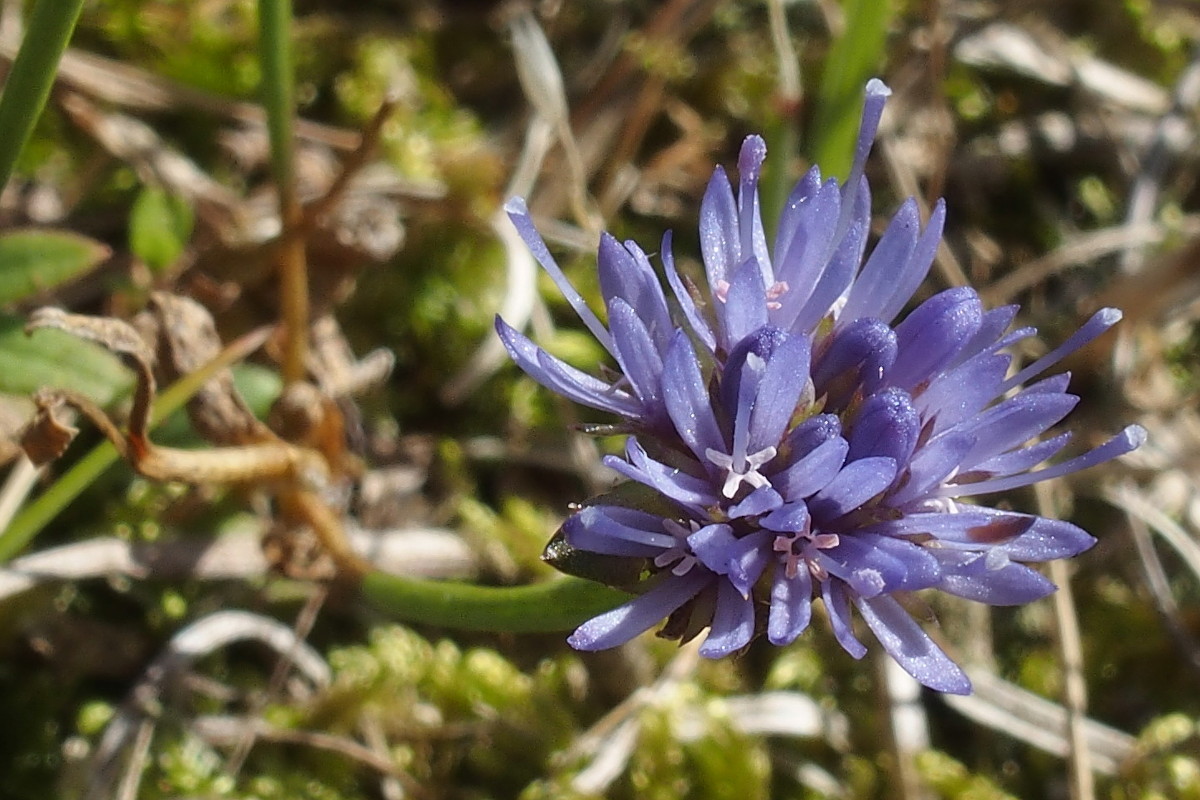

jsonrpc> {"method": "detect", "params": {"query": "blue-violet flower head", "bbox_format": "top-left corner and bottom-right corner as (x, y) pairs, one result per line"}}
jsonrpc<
(496, 79), (1145, 694)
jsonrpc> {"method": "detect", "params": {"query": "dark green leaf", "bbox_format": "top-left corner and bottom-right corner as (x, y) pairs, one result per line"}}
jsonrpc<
(0, 230), (110, 306)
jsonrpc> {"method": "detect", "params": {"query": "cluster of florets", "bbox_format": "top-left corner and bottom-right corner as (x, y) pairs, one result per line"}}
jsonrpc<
(496, 80), (1143, 693)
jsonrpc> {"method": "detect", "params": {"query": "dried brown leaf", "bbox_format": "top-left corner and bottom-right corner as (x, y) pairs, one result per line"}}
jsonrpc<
(148, 292), (269, 446)
(20, 391), (79, 466)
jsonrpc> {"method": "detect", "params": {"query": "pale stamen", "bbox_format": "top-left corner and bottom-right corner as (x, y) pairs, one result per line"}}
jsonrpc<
(713, 280), (731, 303)
(773, 528), (840, 581)
(765, 281), (790, 310)
(706, 445), (777, 498)
(655, 519), (701, 576)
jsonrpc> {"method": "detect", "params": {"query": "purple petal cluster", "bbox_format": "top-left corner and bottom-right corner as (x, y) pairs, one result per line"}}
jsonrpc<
(497, 80), (1144, 694)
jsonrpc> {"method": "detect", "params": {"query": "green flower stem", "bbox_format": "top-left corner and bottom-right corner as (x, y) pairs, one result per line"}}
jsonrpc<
(0, 328), (272, 564)
(0, 0), (86, 190)
(361, 572), (630, 633)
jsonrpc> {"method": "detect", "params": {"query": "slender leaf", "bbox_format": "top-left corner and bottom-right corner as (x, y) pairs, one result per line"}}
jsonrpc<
(0, 0), (86, 190)
(258, 0), (297, 204)
(809, 0), (894, 180)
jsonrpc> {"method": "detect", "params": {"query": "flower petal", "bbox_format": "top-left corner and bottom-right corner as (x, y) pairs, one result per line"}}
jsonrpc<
(889, 430), (977, 507)
(774, 436), (849, 500)
(569, 570), (709, 650)
(890, 287), (983, 390)
(700, 580), (756, 657)
(792, 181), (870, 332)
(607, 298), (664, 412)
(839, 198), (919, 323)
(848, 388), (920, 465)
(934, 552), (1058, 605)
(605, 441), (717, 509)
(662, 331), (725, 462)
(823, 580), (866, 658)
(495, 317), (640, 417)
(699, 166), (739, 290)
(748, 332), (812, 453)
(505, 197), (614, 355)
(598, 235), (675, 351)
(563, 505), (674, 555)
(812, 317), (898, 398)
(856, 594), (971, 694)
(768, 566), (814, 645)
(723, 258), (770, 346)
(662, 231), (716, 352)
(809, 456), (897, 520)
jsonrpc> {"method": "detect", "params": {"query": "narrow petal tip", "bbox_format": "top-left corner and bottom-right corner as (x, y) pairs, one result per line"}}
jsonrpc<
(1121, 424), (1148, 451)
(503, 196), (529, 216)
(865, 78), (892, 98)
(738, 135), (768, 177)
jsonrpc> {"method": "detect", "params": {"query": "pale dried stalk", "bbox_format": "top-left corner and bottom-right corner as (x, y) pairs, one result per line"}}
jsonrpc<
(1036, 481), (1095, 800)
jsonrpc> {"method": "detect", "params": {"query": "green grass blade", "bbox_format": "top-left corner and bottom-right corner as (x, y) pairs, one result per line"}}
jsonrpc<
(0, 0), (86, 190)
(258, 0), (296, 206)
(808, 0), (893, 180)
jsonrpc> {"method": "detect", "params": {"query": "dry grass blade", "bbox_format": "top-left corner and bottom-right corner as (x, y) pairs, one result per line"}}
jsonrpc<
(1125, 508), (1200, 676)
(981, 217), (1200, 306)
(224, 586), (328, 777)
(880, 656), (932, 800)
(192, 715), (412, 781)
(944, 669), (1135, 775)
(1042, 483), (1095, 800)
(509, 10), (599, 232)
(0, 36), (360, 149)
(86, 610), (330, 799)
(0, 525), (476, 603)
(1119, 44), (1200, 275)
(1106, 482), (1200, 584)
(562, 639), (701, 794)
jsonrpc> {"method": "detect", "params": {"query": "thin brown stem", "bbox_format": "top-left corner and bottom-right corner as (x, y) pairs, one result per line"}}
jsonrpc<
(301, 95), (398, 229)
(277, 204), (309, 384)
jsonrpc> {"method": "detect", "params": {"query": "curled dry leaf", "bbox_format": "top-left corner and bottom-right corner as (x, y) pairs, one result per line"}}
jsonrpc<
(26, 307), (154, 369)
(22, 301), (372, 578)
(20, 390), (79, 466)
(147, 291), (270, 446)
(27, 306), (157, 444)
